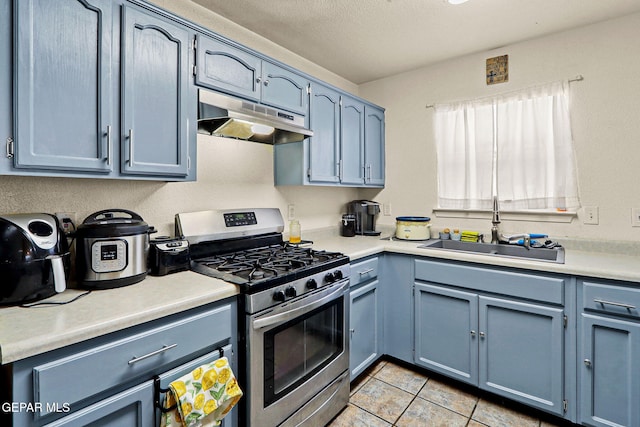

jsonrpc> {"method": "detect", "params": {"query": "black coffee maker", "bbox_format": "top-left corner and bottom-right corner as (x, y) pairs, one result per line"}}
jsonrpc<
(347, 200), (381, 236)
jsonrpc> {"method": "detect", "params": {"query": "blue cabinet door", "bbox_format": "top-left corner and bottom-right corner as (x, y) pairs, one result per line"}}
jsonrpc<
(414, 283), (479, 385)
(0, 0), (11, 170)
(381, 254), (413, 363)
(195, 35), (261, 103)
(261, 62), (309, 116)
(364, 105), (385, 187)
(479, 296), (565, 416)
(350, 280), (380, 380)
(308, 84), (340, 183)
(121, 6), (191, 177)
(580, 314), (640, 427)
(42, 381), (154, 427)
(13, 0), (113, 173)
(340, 95), (365, 185)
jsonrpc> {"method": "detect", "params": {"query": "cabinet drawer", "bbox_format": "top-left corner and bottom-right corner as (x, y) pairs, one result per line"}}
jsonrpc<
(415, 259), (565, 305)
(582, 280), (640, 318)
(350, 257), (378, 287)
(33, 303), (232, 416)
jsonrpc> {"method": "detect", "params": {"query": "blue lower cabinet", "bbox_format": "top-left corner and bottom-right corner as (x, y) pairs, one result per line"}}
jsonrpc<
(414, 283), (478, 385)
(350, 280), (380, 380)
(42, 381), (154, 427)
(479, 296), (565, 416)
(579, 314), (640, 427)
(414, 278), (566, 417)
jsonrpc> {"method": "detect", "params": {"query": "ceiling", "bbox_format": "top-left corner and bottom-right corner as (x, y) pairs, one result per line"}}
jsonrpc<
(193, 0), (640, 84)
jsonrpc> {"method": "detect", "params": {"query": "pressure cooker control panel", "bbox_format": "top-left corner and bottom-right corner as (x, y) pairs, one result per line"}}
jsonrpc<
(91, 240), (128, 273)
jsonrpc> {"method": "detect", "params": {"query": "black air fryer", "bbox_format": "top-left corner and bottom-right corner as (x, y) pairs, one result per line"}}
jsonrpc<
(0, 213), (70, 305)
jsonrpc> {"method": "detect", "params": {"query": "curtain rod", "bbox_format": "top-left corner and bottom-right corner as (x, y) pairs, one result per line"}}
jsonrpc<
(425, 75), (584, 109)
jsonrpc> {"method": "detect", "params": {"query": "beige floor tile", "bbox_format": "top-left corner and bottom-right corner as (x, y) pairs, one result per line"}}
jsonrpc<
(374, 362), (428, 394)
(350, 377), (414, 424)
(350, 373), (371, 396)
(471, 399), (539, 427)
(395, 397), (469, 427)
(366, 358), (387, 376)
(467, 420), (490, 427)
(327, 403), (391, 427)
(418, 378), (478, 417)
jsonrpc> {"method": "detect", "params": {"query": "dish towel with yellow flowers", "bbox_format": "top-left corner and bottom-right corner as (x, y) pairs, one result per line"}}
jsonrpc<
(160, 357), (243, 427)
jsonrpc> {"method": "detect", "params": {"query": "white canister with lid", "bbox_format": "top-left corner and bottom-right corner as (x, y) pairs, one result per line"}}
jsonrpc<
(395, 216), (431, 240)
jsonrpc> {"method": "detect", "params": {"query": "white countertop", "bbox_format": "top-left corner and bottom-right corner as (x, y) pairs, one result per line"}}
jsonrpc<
(0, 271), (237, 364)
(310, 231), (640, 283)
(2, 230), (639, 365)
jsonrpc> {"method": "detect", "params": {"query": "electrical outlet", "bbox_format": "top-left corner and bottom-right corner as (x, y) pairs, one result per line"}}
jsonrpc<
(632, 208), (640, 227)
(383, 203), (391, 216)
(583, 206), (599, 225)
(55, 212), (76, 235)
(287, 204), (295, 220)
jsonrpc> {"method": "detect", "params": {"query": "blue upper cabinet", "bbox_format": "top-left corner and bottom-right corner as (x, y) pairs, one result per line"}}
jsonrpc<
(340, 95), (365, 185)
(364, 105), (385, 187)
(195, 35), (261, 103)
(120, 5), (192, 178)
(0, 0), (11, 164)
(274, 81), (385, 187)
(195, 35), (309, 116)
(308, 84), (341, 183)
(261, 61), (309, 116)
(13, 0), (114, 173)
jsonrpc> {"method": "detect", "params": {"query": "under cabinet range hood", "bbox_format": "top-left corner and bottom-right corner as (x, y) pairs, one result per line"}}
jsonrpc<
(197, 89), (313, 144)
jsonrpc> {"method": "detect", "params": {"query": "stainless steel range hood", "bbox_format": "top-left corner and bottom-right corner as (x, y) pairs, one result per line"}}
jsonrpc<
(197, 89), (313, 144)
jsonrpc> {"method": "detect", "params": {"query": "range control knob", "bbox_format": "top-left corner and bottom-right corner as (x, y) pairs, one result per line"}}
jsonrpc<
(324, 272), (336, 283)
(334, 270), (343, 280)
(306, 278), (318, 290)
(285, 286), (297, 298)
(273, 290), (286, 302)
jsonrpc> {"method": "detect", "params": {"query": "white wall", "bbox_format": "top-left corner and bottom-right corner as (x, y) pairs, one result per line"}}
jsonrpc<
(360, 12), (640, 242)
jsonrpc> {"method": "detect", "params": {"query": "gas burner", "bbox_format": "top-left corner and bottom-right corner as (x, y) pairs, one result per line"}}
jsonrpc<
(191, 242), (348, 289)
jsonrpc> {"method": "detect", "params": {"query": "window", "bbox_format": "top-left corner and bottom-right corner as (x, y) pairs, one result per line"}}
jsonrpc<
(434, 81), (580, 211)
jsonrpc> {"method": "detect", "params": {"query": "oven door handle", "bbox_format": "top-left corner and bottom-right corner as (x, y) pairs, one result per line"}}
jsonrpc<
(253, 282), (347, 330)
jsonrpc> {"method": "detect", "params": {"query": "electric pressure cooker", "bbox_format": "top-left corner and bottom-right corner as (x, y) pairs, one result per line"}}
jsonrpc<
(0, 213), (69, 305)
(75, 209), (155, 289)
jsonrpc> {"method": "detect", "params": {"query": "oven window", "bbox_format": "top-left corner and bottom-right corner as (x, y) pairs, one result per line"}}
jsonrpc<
(263, 297), (344, 406)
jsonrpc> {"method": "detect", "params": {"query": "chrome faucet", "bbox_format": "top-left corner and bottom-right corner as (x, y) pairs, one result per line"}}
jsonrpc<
(490, 196), (501, 244)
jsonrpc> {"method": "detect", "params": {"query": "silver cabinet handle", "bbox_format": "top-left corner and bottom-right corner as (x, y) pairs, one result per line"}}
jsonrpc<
(479, 331), (486, 338)
(128, 129), (134, 165)
(470, 330), (476, 337)
(359, 268), (374, 276)
(106, 125), (112, 166)
(256, 77), (261, 84)
(128, 344), (177, 365)
(264, 79), (269, 87)
(584, 359), (592, 367)
(594, 299), (636, 310)
(349, 328), (355, 335)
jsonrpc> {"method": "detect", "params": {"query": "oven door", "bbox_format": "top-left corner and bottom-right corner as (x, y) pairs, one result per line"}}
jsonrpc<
(247, 279), (349, 427)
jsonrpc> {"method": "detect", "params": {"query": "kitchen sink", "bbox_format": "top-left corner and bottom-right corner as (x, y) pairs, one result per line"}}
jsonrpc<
(418, 239), (565, 264)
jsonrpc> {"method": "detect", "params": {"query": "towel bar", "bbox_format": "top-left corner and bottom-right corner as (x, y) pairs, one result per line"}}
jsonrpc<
(153, 346), (226, 413)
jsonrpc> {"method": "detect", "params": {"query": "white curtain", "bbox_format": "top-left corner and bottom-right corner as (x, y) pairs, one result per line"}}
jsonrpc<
(434, 81), (580, 210)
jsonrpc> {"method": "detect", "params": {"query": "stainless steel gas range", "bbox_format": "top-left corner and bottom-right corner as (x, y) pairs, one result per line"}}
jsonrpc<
(175, 208), (350, 427)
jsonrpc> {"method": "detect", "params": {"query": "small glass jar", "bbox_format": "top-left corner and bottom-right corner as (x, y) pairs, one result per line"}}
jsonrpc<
(289, 219), (301, 244)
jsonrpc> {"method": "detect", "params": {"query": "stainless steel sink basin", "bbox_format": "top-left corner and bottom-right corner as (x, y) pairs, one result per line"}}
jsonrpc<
(418, 239), (565, 264)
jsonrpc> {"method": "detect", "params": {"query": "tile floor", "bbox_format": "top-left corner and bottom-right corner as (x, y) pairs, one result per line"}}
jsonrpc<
(328, 359), (571, 427)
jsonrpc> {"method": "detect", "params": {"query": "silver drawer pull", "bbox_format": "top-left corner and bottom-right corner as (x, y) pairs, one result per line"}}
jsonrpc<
(594, 299), (636, 310)
(359, 268), (374, 275)
(128, 344), (177, 365)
